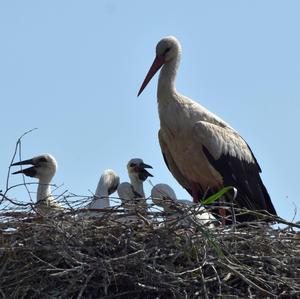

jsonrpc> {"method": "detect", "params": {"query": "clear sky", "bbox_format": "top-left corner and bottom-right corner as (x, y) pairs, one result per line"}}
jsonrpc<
(0, 1), (299, 221)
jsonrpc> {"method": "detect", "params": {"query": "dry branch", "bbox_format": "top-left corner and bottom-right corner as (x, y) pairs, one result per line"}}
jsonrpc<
(0, 197), (299, 299)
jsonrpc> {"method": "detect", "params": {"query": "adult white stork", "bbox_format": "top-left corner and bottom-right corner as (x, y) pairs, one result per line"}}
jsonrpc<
(151, 183), (216, 228)
(117, 158), (153, 222)
(138, 36), (277, 222)
(12, 154), (63, 212)
(88, 169), (120, 209)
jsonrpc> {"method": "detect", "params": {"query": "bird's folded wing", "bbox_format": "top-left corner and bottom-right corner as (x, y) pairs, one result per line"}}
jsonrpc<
(192, 121), (276, 214)
(193, 121), (254, 164)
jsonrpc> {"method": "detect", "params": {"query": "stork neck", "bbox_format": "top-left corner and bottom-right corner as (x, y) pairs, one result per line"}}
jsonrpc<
(95, 182), (109, 198)
(157, 57), (179, 101)
(93, 181), (110, 208)
(37, 178), (52, 203)
(129, 177), (145, 198)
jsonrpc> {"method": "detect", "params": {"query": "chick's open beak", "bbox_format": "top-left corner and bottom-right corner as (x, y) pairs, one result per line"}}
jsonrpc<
(138, 163), (153, 181)
(11, 158), (37, 177)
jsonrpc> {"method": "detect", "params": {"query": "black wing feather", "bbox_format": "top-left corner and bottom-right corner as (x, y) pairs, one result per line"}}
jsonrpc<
(203, 145), (277, 222)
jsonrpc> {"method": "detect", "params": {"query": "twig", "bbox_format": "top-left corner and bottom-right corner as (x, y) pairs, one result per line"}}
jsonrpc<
(220, 259), (276, 297)
(5, 128), (37, 191)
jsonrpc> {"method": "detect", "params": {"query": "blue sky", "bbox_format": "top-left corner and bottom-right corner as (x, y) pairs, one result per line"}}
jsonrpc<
(0, 1), (299, 221)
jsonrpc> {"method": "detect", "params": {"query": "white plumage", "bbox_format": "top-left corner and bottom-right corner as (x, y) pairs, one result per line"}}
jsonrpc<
(117, 158), (153, 223)
(151, 183), (216, 228)
(12, 154), (63, 213)
(138, 36), (277, 223)
(88, 169), (119, 209)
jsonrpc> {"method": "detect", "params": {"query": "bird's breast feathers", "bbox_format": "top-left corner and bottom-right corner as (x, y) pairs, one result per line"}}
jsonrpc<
(160, 124), (223, 188)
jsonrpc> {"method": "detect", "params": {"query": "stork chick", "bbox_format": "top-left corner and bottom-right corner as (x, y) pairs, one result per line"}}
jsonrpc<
(151, 183), (216, 228)
(12, 154), (63, 213)
(88, 169), (120, 209)
(117, 158), (153, 223)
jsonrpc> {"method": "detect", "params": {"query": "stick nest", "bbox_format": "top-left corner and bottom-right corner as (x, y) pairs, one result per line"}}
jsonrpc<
(0, 205), (299, 299)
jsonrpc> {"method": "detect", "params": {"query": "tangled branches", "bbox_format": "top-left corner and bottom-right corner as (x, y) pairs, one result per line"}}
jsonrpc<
(0, 201), (299, 299)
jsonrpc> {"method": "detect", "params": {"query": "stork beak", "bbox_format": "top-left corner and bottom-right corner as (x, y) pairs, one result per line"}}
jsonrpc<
(12, 166), (37, 177)
(138, 163), (153, 181)
(137, 55), (165, 96)
(11, 158), (35, 167)
(11, 158), (37, 177)
(140, 162), (153, 169)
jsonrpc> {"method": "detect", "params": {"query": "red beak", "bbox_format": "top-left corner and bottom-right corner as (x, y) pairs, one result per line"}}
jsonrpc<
(137, 55), (165, 97)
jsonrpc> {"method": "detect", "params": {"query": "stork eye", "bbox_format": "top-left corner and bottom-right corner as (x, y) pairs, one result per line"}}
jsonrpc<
(39, 157), (47, 163)
(164, 47), (171, 55)
(129, 163), (135, 167)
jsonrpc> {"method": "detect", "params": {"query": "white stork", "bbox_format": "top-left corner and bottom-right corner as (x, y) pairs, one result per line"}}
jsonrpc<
(138, 36), (277, 222)
(117, 158), (153, 223)
(88, 169), (120, 209)
(12, 154), (63, 212)
(151, 183), (216, 228)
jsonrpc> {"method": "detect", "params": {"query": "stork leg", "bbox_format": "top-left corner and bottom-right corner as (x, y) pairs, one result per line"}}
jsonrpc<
(191, 182), (201, 203)
(219, 208), (226, 225)
(218, 197), (226, 225)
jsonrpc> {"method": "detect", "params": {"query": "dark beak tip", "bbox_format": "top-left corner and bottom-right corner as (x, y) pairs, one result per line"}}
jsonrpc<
(11, 158), (34, 167)
(145, 170), (154, 177)
(12, 169), (23, 175)
(11, 165), (37, 177)
(142, 163), (153, 169)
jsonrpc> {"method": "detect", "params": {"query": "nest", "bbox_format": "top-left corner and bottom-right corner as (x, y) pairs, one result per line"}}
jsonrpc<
(0, 198), (299, 299)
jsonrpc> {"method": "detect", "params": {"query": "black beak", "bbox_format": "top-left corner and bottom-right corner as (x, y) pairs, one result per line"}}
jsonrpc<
(12, 166), (37, 177)
(140, 163), (152, 169)
(138, 163), (153, 181)
(11, 158), (35, 167)
(11, 158), (37, 177)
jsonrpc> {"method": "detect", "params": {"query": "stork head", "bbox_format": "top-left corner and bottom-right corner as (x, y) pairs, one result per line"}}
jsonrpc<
(138, 36), (182, 96)
(12, 153), (57, 182)
(156, 36), (181, 63)
(127, 158), (153, 182)
(151, 183), (177, 208)
(100, 169), (120, 195)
